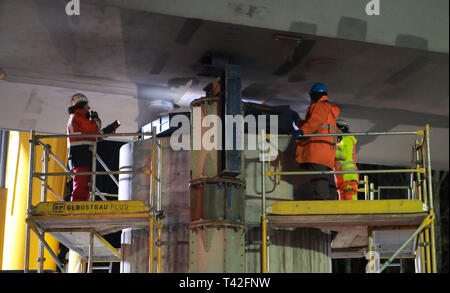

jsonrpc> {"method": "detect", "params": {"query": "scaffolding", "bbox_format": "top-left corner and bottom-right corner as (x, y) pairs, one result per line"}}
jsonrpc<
(24, 127), (164, 273)
(22, 123), (438, 273)
(259, 124), (437, 273)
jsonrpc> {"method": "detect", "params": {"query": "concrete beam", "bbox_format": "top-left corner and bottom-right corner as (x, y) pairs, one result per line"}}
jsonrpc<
(84, 0), (449, 53)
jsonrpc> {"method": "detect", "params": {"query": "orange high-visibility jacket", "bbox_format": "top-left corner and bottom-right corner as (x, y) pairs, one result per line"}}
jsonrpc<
(295, 96), (340, 169)
(67, 109), (101, 169)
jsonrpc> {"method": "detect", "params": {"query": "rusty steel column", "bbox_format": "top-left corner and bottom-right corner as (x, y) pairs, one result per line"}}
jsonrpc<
(188, 69), (246, 272)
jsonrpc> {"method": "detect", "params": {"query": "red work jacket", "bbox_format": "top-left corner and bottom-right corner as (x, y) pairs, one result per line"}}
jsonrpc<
(67, 109), (100, 169)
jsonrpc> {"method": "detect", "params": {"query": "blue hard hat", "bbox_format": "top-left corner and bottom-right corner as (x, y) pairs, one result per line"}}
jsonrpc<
(309, 82), (327, 94)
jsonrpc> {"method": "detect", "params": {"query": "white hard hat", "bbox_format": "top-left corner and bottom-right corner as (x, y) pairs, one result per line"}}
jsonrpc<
(71, 93), (88, 106)
(336, 119), (350, 130)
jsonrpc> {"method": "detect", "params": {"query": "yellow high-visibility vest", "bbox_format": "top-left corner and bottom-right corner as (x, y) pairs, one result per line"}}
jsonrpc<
(335, 135), (358, 182)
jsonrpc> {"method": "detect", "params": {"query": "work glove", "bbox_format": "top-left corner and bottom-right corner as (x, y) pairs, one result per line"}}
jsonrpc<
(88, 111), (101, 127)
(102, 120), (120, 134)
(90, 111), (99, 120)
(290, 129), (304, 139)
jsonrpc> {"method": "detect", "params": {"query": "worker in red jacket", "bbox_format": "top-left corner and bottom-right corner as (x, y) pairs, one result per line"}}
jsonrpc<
(67, 94), (119, 201)
(291, 83), (340, 200)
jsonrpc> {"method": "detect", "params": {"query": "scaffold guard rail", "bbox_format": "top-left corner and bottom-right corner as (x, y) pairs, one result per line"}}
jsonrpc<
(24, 128), (164, 274)
(259, 124), (436, 273)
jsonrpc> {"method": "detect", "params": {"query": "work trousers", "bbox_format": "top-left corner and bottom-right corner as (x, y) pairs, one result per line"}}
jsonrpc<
(71, 166), (92, 201)
(296, 163), (338, 200)
(337, 181), (358, 201)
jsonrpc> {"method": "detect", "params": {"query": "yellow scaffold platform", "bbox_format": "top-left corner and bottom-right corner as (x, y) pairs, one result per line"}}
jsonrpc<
(23, 130), (161, 273)
(27, 200), (151, 263)
(267, 199), (428, 259)
(29, 200), (151, 234)
(259, 125), (437, 273)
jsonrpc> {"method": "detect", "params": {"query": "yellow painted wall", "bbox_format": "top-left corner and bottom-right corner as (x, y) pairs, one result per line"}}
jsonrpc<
(1, 131), (67, 271)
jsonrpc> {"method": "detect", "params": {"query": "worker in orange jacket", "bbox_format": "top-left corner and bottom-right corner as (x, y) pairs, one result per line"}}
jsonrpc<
(67, 94), (119, 201)
(291, 83), (340, 200)
(334, 119), (359, 200)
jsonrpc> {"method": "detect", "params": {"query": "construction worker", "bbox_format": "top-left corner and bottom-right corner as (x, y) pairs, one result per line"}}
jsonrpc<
(334, 119), (359, 200)
(291, 83), (340, 200)
(67, 93), (119, 201)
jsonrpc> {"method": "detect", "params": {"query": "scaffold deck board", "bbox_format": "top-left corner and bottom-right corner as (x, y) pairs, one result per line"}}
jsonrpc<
(267, 199), (427, 259)
(268, 199), (427, 216)
(47, 229), (121, 261)
(29, 200), (151, 235)
(267, 212), (427, 229)
(268, 199), (427, 229)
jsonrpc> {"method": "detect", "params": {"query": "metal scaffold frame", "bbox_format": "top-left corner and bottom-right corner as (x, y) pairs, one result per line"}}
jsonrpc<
(24, 128), (165, 273)
(259, 124), (437, 273)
